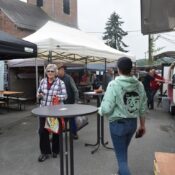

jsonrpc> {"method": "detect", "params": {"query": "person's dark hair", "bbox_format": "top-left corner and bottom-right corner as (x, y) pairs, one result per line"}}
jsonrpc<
(145, 67), (154, 73)
(117, 57), (133, 75)
(57, 63), (66, 70)
(145, 67), (150, 72)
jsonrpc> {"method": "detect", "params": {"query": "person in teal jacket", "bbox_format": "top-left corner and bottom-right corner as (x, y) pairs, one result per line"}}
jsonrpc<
(99, 57), (147, 175)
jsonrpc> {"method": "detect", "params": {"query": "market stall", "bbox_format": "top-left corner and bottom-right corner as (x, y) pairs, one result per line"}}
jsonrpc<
(0, 31), (37, 60)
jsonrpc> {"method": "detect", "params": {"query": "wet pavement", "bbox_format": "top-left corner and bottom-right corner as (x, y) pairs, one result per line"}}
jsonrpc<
(0, 101), (175, 175)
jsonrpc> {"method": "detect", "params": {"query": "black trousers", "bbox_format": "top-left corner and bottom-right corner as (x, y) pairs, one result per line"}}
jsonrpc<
(39, 118), (60, 154)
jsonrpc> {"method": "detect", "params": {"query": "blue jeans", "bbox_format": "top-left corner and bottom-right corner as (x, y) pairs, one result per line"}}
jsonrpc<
(150, 89), (157, 109)
(110, 118), (137, 175)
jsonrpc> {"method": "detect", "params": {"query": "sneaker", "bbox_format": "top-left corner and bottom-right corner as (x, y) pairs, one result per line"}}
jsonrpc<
(52, 153), (58, 158)
(73, 134), (79, 140)
(38, 154), (49, 162)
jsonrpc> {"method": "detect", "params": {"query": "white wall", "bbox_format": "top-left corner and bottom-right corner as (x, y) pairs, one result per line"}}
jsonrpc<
(162, 65), (170, 93)
(0, 61), (4, 90)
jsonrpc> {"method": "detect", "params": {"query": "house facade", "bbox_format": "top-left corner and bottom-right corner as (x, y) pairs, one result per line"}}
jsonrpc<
(27, 0), (78, 28)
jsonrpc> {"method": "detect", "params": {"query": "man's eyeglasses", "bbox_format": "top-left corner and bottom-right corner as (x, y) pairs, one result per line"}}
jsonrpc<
(47, 70), (55, 73)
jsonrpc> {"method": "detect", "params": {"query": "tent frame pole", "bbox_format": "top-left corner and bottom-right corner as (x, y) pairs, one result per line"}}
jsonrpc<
(35, 57), (38, 103)
(48, 51), (52, 63)
(104, 58), (107, 90)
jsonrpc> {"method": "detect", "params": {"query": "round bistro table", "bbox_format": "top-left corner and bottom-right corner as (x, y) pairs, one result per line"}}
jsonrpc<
(32, 104), (97, 175)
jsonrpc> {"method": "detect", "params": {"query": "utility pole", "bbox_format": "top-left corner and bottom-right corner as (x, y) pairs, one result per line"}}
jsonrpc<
(144, 51), (147, 59)
(148, 34), (153, 64)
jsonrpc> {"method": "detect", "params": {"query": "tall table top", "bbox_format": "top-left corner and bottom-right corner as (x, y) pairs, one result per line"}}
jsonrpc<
(0, 91), (24, 95)
(32, 104), (97, 118)
(84, 91), (105, 96)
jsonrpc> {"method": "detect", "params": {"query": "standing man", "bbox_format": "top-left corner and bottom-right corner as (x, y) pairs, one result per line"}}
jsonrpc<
(92, 73), (101, 90)
(143, 67), (165, 109)
(102, 68), (114, 91)
(142, 67), (155, 109)
(57, 63), (79, 139)
(150, 68), (165, 109)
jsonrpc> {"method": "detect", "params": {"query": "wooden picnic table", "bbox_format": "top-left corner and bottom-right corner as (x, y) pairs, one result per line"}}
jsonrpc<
(0, 91), (24, 95)
(0, 91), (24, 110)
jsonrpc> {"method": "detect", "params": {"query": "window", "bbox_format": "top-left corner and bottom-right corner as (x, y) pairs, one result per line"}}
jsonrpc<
(37, 0), (43, 7)
(63, 0), (70, 15)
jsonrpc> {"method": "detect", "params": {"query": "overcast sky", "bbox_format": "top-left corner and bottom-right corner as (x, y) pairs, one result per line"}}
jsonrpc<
(78, 0), (175, 60)
(20, 0), (175, 60)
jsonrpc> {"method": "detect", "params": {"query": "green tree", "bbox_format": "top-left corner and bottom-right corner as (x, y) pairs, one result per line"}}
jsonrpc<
(103, 12), (128, 52)
(148, 34), (164, 64)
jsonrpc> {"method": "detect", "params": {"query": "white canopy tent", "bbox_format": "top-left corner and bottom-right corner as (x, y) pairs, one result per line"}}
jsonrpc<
(22, 21), (135, 94)
(24, 21), (135, 64)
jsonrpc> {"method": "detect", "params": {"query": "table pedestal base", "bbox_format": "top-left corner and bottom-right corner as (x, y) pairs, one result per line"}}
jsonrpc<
(59, 119), (74, 175)
(85, 114), (113, 154)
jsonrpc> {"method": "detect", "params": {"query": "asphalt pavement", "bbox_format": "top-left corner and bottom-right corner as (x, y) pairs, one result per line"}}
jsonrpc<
(0, 100), (175, 175)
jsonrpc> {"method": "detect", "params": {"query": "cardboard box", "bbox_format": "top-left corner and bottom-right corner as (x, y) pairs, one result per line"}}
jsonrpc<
(154, 152), (175, 175)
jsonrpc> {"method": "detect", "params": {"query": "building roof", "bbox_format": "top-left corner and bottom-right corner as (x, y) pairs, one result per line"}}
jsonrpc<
(0, 0), (52, 31)
(136, 57), (175, 68)
(154, 51), (175, 60)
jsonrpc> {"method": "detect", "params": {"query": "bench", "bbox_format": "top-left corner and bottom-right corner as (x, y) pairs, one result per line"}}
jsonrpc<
(3, 97), (28, 110)
(9, 97), (28, 110)
(0, 101), (6, 107)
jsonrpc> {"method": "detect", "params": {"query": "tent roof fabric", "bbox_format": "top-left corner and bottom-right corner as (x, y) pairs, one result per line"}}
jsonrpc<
(24, 21), (135, 63)
(0, 31), (37, 60)
(7, 58), (84, 68)
(8, 58), (45, 67)
(0, 0), (51, 31)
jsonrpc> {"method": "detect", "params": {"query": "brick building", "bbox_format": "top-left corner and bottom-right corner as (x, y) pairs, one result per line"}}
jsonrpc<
(0, 0), (78, 38)
(27, 0), (77, 28)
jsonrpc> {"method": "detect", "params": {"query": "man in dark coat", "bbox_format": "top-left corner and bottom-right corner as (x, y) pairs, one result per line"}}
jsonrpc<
(57, 63), (79, 139)
(142, 67), (155, 109)
(102, 68), (114, 91)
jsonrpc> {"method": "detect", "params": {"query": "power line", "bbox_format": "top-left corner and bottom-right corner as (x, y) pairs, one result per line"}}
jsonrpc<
(127, 30), (141, 33)
(161, 33), (175, 38)
(86, 29), (141, 34)
(86, 32), (103, 33)
(159, 35), (175, 45)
